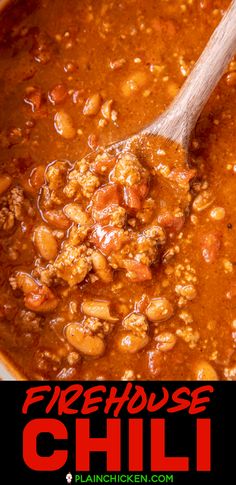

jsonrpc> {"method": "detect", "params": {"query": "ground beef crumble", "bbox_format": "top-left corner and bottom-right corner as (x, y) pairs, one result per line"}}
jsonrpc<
(0, 186), (25, 230)
(122, 312), (148, 339)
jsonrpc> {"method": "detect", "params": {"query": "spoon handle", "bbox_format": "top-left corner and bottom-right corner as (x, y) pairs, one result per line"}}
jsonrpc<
(147, 0), (236, 146)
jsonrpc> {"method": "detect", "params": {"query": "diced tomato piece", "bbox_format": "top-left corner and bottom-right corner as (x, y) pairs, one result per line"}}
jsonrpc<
(201, 232), (221, 263)
(123, 259), (152, 282)
(93, 184), (120, 210)
(158, 212), (185, 233)
(90, 225), (127, 255)
(124, 181), (149, 210)
(92, 184), (120, 222)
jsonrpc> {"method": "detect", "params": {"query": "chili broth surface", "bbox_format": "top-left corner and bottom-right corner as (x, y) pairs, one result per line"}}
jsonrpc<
(0, 0), (236, 381)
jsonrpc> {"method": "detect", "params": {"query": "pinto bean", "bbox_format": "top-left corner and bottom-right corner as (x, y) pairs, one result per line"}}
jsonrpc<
(117, 332), (149, 353)
(54, 110), (76, 139)
(44, 210), (70, 229)
(156, 332), (177, 351)
(193, 190), (214, 212)
(210, 207), (225, 221)
(0, 174), (12, 195)
(15, 272), (39, 293)
(83, 93), (101, 116)
(193, 360), (218, 380)
(64, 203), (90, 225)
(29, 166), (45, 189)
(14, 272), (58, 312)
(145, 297), (174, 322)
(91, 251), (113, 282)
(24, 285), (59, 312)
(121, 71), (147, 96)
(48, 84), (67, 105)
(81, 300), (118, 321)
(66, 323), (105, 357)
(34, 225), (58, 260)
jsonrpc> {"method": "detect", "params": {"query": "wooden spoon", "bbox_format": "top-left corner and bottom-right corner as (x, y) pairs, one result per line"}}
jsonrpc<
(113, 0), (236, 152)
